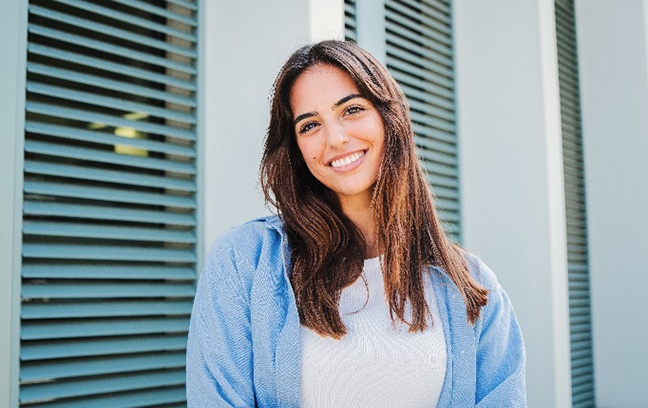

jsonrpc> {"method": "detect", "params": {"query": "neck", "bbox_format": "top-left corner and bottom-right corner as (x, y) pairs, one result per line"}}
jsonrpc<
(339, 193), (380, 259)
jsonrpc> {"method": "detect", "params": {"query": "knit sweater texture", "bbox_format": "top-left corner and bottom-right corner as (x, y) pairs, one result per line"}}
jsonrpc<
(299, 256), (446, 407)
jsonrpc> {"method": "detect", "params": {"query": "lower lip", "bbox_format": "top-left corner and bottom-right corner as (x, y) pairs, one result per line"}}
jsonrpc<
(330, 150), (367, 173)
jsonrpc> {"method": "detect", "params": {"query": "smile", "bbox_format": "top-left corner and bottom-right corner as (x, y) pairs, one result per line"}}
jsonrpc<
(330, 151), (366, 168)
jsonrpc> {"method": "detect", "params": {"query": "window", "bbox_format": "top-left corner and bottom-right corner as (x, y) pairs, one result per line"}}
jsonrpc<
(20, 1), (199, 405)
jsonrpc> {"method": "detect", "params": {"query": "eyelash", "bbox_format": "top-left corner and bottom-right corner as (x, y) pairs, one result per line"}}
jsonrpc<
(298, 121), (318, 134)
(297, 105), (366, 134)
(345, 105), (365, 115)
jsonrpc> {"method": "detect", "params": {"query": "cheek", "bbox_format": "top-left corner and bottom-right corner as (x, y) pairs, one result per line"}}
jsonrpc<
(297, 139), (324, 164)
(295, 140), (308, 161)
(296, 146), (319, 176)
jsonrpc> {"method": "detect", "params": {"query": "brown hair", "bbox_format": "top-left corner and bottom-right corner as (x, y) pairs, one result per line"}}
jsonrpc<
(260, 40), (488, 338)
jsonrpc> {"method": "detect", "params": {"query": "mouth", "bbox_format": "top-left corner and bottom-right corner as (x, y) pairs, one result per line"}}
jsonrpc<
(329, 150), (366, 168)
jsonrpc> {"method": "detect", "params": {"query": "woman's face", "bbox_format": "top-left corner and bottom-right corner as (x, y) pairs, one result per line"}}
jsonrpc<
(289, 64), (385, 208)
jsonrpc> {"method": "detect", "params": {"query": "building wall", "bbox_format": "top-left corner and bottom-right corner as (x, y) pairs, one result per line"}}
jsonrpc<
(576, 0), (648, 406)
(453, 2), (572, 406)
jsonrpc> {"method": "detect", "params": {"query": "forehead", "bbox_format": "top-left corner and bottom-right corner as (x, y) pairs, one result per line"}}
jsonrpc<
(289, 64), (360, 113)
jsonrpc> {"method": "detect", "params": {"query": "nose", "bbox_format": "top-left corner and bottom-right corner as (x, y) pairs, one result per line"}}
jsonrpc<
(324, 121), (350, 149)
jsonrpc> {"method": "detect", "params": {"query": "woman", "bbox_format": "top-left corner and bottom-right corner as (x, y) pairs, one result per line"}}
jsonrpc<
(187, 40), (526, 407)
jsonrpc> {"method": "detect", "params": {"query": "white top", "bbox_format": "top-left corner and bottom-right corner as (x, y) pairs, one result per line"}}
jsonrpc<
(300, 257), (447, 408)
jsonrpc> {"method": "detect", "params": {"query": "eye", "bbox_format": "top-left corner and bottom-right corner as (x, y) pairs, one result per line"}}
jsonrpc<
(344, 105), (365, 116)
(298, 121), (319, 134)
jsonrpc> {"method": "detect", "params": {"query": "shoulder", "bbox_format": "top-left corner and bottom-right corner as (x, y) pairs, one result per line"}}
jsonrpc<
(207, 215), (284, 258)
(430, 249), (500, 293)
(460, 251), (516, 332)
(463, 251), (502, 293)
(462, 252), (522, 341)
(461, 254), (527, 405)
(201, 215), (285, 294)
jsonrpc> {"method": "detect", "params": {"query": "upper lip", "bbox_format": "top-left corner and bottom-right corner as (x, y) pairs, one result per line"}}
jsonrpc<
(326, 149), (366, 166)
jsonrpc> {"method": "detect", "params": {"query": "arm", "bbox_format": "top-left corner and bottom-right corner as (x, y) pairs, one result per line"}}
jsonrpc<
(186, 241), (255, 408)
(472, 259), (527, 407)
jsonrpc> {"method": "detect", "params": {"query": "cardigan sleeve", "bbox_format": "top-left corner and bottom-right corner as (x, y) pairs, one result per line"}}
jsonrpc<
(472, 257), (527, 407)
(186, 239), (255, 408)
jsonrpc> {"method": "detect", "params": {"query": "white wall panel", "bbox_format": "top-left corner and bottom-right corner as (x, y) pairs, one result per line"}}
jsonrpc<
(576, 1), (648, 406)
(454, 2), (572, 406)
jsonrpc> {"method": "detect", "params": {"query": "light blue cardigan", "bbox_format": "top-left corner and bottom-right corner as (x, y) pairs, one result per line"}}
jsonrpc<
(186, 216), (527, 407)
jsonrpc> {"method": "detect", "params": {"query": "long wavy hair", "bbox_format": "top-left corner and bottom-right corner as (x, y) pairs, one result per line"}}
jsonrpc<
(260, 40), (488, 338)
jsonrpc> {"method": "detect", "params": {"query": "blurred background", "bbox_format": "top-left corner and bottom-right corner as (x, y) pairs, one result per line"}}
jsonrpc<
(1, 0), (646, 407)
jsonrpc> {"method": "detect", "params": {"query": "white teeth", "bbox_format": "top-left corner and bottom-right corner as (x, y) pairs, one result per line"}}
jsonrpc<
(331, 151), (364, 168)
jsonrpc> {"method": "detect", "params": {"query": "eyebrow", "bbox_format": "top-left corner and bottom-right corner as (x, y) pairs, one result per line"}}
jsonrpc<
(293, 93), (364, 126)
(333, 93), (363, 109)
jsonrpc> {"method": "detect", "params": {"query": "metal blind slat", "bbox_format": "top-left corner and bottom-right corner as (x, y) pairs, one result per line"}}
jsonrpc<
(21, 335), (189, 360)
(25, 122), (195, 157)
(394, 75), (454, 110)
(424, 172), (460, 190)
(22, 243), (196, 262)
(415, 148), (458, 169)
(397, 0), (451, 18)
(21, 318), (190, 340)
(27, 82), (195, 124)
(388, 55), (453, 88)
(166, 0), (198, 11)
(406, 98), (454, 123)
(22, 300), (193, 319)
(386, 33), (453, 68)
(109, 0), (197, 26)
(28, 43), (196, 90)
(409, 108), (455, 133)
(55, 0), (197, 42)
(386, 0), (451, 36)
(19, 386), (186, 408)
(21, 352), (186, 381)
(22, 281), (196, 299)
(386, 16), (452, 57)
(22, 264), (195, 280)
(23, 201), (196, 226)
(420, 177), (458, 197)
(25, 141), (195, 174)
(386, 8), (451, 47)
(23, 221), (196, 243)
(24, 161), (196, 191)
(416, 136), (457, 156)
(27, 57), (196, 100)
(23, 201), (194, 226)
(25, 102), (195, 140)
(412, 124), (455, 144)
(30, 5), (197, 58)
(24, 181), (196, 208)
(20, 369), (186, 402)
(435, 209), (460, 223)
(430, 196), (460, 211)
(344, 0), (356, 42)
(28, 24), (196, 74)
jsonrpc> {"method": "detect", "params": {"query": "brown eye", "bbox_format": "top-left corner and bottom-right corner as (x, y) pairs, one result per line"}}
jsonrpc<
(345, 105), (365, 116)
(299, 121), (318, 134)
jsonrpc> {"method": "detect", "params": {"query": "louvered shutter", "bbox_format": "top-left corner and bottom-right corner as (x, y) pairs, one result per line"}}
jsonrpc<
(20, 0), (198, 406)
(344, 0), (357, 42)
(555, 1), (596, 406)
(384, 0), (459, 240)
